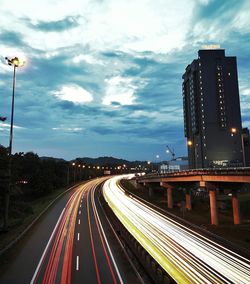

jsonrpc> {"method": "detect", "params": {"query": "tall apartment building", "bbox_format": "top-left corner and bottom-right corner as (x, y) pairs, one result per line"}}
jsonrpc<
(182, 49), (244, 169)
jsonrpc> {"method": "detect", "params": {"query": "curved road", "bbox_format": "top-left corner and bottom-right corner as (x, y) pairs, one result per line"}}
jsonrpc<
(103, 175), (250, 284)
(0, 178), (142, 284)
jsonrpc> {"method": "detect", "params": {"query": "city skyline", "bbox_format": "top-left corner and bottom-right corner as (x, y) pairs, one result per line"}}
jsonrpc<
(0, 0), (250, 161)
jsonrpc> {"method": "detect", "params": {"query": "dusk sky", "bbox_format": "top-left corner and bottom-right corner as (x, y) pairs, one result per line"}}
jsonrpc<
(0, 0), (250, 161)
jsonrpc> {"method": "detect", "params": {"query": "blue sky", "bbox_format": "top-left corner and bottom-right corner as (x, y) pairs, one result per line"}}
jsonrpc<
(0, 0), (250, 161)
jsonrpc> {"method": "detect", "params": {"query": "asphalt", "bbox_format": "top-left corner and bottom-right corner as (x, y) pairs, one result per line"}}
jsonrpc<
(0, 178), (143, 284)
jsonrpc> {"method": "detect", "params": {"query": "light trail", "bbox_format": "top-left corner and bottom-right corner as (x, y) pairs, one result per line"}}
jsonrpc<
(103, 175), (250, 284)
(31, 177), (122, 284)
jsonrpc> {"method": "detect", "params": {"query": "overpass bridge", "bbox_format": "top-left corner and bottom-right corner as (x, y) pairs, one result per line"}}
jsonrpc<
(136, 168), (250, 225)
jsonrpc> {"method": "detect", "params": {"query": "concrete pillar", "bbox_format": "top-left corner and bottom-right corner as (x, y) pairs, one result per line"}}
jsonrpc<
(209, 190), (218, 225)
(232, 194), (241, 225)
(167, 187), (173, 209)
(185, 192), (192, 210)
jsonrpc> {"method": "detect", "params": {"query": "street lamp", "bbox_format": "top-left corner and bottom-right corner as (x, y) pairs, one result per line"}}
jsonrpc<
(72, 162), (76, 183)
(5, 57), (25, 155)
(4, 56), (25, 230)
(147, 160), (151, 172)
(230, 127), (237, 137)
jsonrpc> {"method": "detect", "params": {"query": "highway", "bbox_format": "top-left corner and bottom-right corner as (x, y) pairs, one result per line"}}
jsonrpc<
(103, 175), (250, 284)
(0, 178), (142, 284)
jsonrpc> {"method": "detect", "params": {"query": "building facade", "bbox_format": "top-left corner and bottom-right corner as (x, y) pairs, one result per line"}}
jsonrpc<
(182, 49), (244, 169)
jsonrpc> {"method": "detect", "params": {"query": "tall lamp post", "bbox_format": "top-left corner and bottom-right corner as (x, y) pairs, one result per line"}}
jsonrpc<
(5, 57), (25, 155)
(3, 56), (25, 230)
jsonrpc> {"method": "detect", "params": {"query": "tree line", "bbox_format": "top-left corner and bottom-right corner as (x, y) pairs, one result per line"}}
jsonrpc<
(0, 145), (101, 228)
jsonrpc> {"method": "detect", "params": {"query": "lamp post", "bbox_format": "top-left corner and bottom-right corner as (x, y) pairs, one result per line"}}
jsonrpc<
(156, 154), (160, 173)
(147, 160), (151, 173)
(3, 57), (25, 230)
(72, 162), (76, 183)
(5, 57), (25, 155)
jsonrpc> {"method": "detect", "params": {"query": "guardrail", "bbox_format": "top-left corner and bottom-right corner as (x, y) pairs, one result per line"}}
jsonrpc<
(137, 167), (250, 179)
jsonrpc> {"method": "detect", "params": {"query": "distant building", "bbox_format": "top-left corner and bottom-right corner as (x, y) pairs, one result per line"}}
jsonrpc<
(182, 49), (244, 168)
(160, 159), (188, 173)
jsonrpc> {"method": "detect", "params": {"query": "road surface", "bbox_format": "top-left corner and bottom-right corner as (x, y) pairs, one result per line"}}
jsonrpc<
(0, 177), (142, 284)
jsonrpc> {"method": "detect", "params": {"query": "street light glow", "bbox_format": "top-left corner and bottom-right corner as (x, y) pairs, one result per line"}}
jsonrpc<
(187, 140), (193, 146)
(231, 127), (237, 133)
(5, 56), (26, 67)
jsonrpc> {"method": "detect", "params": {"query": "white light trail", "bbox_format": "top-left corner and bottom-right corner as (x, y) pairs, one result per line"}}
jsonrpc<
(103, 175), (250, 284)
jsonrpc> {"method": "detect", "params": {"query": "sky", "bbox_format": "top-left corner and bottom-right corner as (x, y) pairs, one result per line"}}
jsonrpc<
(0, 0), (250, 161)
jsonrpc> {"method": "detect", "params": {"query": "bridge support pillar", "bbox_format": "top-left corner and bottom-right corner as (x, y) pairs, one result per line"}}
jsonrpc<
(209, 189), (218, 225)
(232, 193), (241, 225)
(185, 191), (192, 211)
(167, 187), (173, 209)
(160, 182), (174, 209)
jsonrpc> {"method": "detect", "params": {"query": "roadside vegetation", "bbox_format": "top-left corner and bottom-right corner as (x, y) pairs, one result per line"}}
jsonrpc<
(0, 145), (100, 251)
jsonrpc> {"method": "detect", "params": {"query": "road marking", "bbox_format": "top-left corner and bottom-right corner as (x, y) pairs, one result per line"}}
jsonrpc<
(76, 256), (79, 271)
(91, 187), (124, 284)
(78, 219), (81, 225)
(77, 233), (80, 241)
(79, 210), (81, 215)
(30, 208), (66, 284)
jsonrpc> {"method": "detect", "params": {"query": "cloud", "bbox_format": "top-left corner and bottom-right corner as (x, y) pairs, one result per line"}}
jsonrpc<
(102, 76), (139, 106)
(29, 16), (80, 32)
(0, 0), (195, 53)
(50, 85), (93, 104)
(52, 126), (83, 134)
(0, 0), (250, 160)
